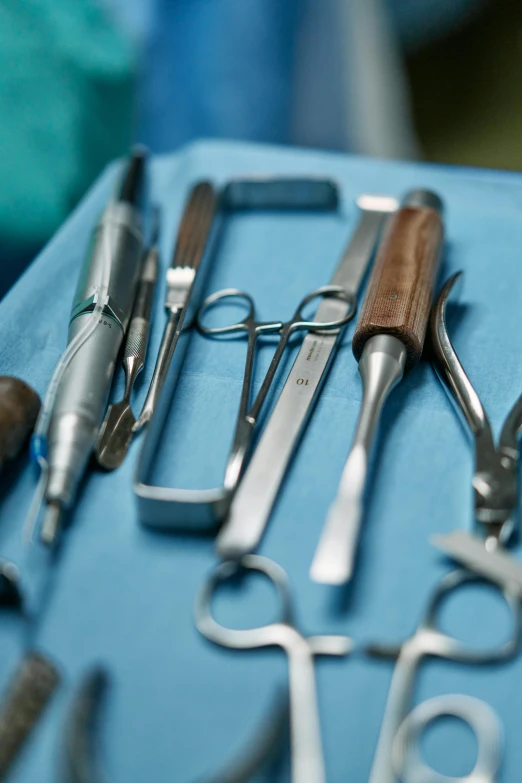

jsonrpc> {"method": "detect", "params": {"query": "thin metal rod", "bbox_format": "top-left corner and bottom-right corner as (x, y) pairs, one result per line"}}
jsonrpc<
(311, 334), (407, 584)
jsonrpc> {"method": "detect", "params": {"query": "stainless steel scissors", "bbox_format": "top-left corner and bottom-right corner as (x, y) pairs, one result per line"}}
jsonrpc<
(392, 694), (503, 783)
(195, 554), (352, 783)
(196, 285), (355, 504)
(366, 567), (520, 783)
(430, 271), (522, 547)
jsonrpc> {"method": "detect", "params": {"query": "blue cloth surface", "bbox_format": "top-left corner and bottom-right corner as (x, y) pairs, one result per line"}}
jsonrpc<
(1, 140), (522, 781)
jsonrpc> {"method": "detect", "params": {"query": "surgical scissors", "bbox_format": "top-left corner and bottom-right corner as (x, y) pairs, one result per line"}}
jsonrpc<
(196, 285), (355, 501)
(366, 568), (520, 783)
(195, 554), (352, 783)
(430, 271), (522, 547)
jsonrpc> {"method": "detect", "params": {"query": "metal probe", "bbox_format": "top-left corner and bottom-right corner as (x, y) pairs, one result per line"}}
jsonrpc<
(95, 210), (159, 469)
(311, 189), (444, 584)
(40, 149), (146, 544)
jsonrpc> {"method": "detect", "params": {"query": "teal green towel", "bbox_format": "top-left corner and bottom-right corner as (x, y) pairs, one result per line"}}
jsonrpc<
(0, 0), (136, 247)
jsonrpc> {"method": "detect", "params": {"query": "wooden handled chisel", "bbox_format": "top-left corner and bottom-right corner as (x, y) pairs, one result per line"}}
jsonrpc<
(311, 189), (444, 584)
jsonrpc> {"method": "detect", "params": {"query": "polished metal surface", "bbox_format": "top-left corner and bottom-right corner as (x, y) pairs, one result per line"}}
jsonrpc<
(222, 195), (398, 559)
(311, 334), (407, 584)
(392, 695), (502, 783)
(366, 568), (520, 783)
(134, 178), (345, 530)
(195, 555), (352, 783)
(430, 272), (522, 545)
(204, 285), (356, 557)
(96, 229), (159, 470)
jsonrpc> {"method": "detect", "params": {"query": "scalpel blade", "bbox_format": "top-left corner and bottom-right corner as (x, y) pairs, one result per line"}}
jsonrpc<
(217, 195), (398, 560)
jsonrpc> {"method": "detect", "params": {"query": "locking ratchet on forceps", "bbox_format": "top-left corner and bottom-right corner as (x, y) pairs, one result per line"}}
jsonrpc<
(430, 271), (522, 547)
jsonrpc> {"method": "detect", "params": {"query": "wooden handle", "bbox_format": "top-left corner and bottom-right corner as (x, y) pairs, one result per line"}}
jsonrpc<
(352, 203), (444, 369)
(172, 182), (217, 270)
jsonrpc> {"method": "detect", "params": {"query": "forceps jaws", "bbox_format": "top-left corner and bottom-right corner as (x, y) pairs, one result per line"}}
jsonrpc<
(430, 272), (521, 544)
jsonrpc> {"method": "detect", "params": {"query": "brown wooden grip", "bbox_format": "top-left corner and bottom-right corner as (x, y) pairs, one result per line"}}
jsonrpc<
(352, 205), (444, 369)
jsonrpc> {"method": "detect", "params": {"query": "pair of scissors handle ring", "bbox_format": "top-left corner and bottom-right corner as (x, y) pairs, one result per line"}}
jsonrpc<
(196, 554), (350, 656)
(415, 568), (521, 664)
(196, 556), (293, 651)
(394, 694), (503, 783)
(196, 284), (356, 339)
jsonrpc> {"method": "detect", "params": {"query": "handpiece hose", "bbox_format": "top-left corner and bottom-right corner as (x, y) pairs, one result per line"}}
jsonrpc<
(41, 151), (146, 544)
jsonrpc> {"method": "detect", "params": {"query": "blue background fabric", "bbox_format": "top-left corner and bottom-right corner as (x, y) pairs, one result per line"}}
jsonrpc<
(137, 0), (299, 152)
(1, 140), (522, 781)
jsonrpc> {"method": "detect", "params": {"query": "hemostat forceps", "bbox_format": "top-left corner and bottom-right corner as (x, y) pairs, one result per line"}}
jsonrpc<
(196, 286), (355, 505)
(366, 567), (520, 783)
(195, 555), (352, 783)
(431, 271), (522, 547)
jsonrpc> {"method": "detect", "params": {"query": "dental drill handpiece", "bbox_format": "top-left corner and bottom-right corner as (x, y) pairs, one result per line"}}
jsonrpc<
(39, 150), (146, 545)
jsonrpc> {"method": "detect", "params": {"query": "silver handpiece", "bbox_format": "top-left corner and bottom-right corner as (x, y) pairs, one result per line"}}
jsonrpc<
(41, 150), (146, 544)
(217, 195), (398, 560)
